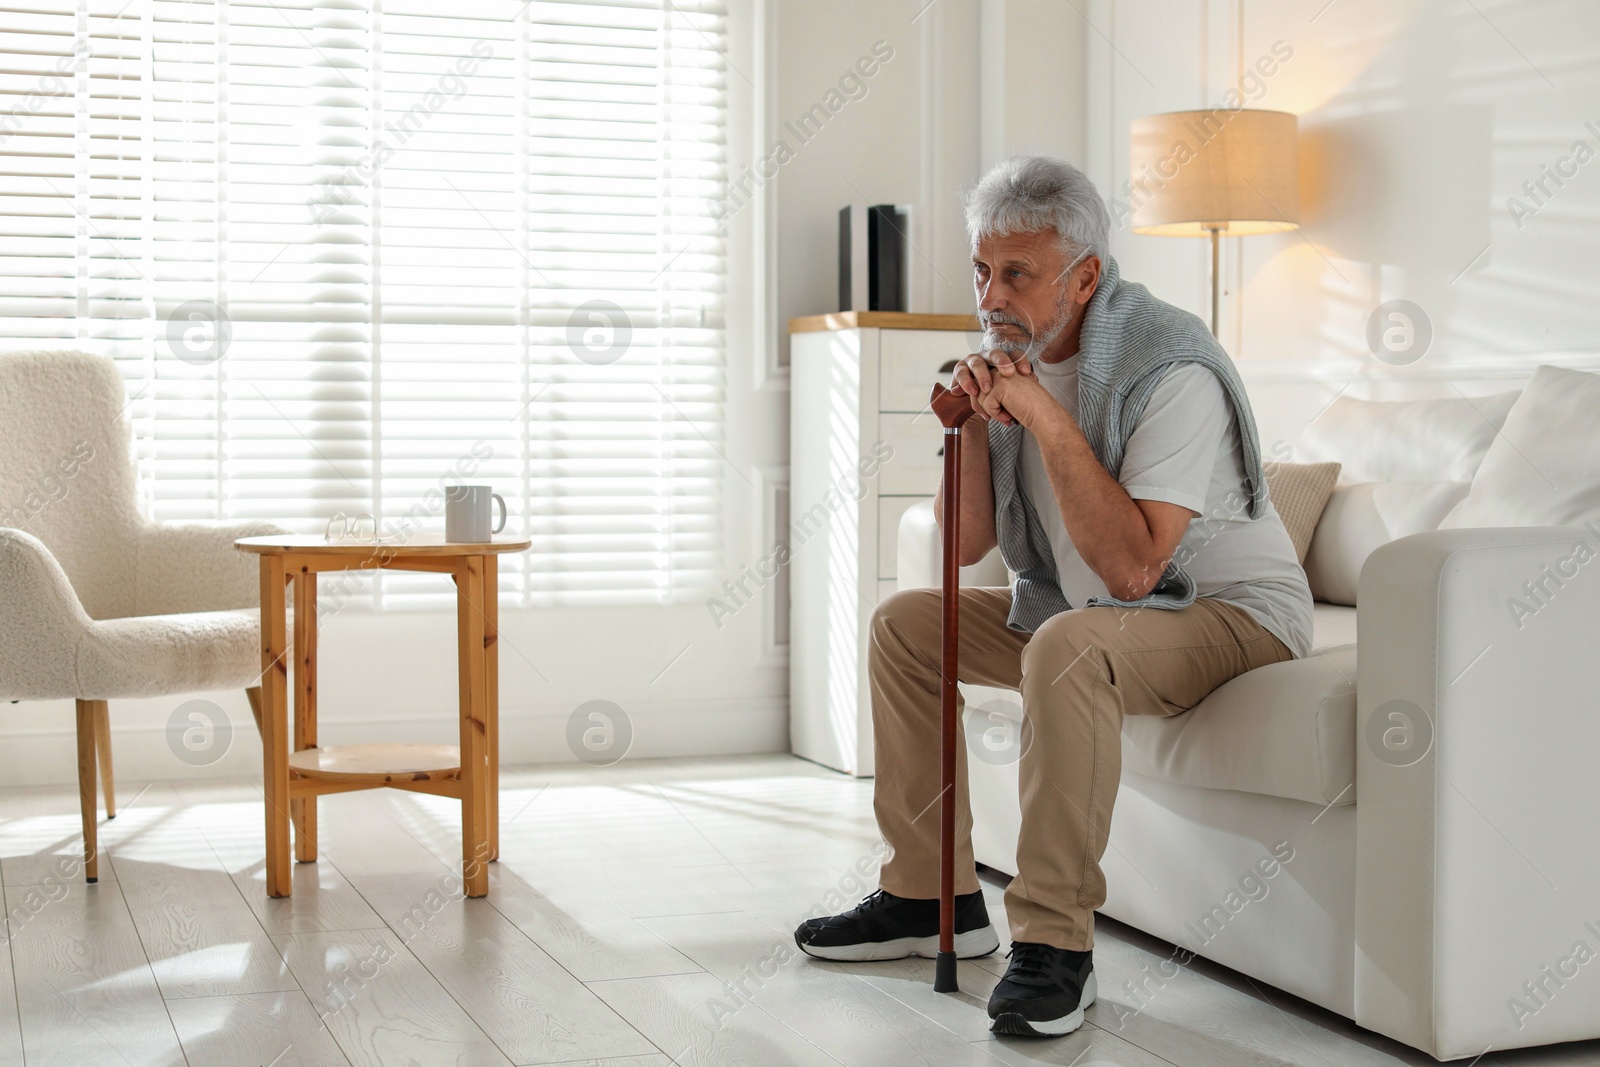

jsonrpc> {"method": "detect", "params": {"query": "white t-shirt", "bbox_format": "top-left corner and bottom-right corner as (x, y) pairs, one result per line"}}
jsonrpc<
(1017, 357), (1313, 658)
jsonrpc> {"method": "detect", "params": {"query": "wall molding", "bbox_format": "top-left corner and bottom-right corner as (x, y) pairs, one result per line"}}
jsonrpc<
(1, 696), (789, 789)
(751, 0), (788, 390)
(754, 462), (792, 666)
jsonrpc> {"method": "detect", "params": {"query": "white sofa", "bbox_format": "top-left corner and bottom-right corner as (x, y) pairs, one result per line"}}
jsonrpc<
(896, 366), (1600, 1061)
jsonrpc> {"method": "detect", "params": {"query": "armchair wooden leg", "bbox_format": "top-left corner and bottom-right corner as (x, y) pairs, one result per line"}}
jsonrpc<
(93, 701), (114, 818)
(74, 700), (99, 883)
(245, 686), (263, 737)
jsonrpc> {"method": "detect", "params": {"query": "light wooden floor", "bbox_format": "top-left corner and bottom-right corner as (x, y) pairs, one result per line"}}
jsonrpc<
(1, 754), (1597, 1067)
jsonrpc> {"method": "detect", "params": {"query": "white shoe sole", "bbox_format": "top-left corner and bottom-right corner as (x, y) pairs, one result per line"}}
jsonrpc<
(797, 925), (1001, 962)
(990, 970), (1097, 1037)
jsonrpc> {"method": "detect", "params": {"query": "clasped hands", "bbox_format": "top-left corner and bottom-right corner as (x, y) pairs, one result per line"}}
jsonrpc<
(948, 352), (1050, 427)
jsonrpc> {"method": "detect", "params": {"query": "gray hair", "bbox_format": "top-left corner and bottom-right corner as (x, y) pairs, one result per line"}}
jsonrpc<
(964, 156), (1111, 264)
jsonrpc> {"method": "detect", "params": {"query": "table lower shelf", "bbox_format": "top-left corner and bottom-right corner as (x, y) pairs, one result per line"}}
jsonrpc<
(288, 743), (461, 786)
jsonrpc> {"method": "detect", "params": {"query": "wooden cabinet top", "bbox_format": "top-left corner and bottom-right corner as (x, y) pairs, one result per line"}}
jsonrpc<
(788, 311), (979, 334)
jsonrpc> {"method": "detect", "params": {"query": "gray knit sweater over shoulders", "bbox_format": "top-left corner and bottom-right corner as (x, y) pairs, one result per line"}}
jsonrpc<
(987, 255), (1269, 633)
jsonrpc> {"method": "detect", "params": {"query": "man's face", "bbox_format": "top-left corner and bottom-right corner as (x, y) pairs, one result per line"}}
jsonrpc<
(972, 229), (1097, 363)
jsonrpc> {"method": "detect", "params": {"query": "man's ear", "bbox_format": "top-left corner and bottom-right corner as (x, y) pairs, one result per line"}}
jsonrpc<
(1075, 256), (1103, 306)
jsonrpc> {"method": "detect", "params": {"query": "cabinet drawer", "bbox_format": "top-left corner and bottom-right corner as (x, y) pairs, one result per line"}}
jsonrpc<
(879, 329), (978, 412)
(877, 495), (930, 580)
(877, 413), (946, 496)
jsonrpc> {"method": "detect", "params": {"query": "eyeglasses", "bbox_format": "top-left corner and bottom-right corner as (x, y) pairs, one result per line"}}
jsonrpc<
(324, 512), (379, 543)
(1051, 247), (1092, 285)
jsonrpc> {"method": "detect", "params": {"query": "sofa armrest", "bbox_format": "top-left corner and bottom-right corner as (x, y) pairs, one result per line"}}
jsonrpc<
(134, 520), (291, 616)
(896, 499), (1009, 592)
(1354, 523), (1600, 1059)
(0, 528), (93, 700)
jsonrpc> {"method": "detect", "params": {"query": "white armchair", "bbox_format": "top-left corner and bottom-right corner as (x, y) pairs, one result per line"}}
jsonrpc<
(0, 350), (287, 882)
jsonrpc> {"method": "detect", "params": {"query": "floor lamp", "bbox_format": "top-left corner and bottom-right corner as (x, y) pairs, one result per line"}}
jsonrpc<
(1129, 109), (1300, 337)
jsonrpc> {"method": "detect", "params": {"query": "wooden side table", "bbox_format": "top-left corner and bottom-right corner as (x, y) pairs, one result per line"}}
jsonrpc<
(235, 533), (531, 898)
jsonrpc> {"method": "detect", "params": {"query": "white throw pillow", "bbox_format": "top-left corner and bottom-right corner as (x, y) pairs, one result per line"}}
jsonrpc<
(1305, 480), (1471, 605)
(1296, 390), (1519, 483)
(1439, 365), (1600, 529)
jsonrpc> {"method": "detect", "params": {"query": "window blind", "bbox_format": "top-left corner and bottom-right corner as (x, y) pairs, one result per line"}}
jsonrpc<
(0, 0), (729, 608)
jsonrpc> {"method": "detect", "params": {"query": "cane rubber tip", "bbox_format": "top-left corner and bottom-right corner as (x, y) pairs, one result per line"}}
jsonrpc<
(933, 951), (959, 993)
(85, 876), (97, 884)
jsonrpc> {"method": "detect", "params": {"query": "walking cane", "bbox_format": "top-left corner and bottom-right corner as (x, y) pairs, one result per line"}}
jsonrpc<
(928, 381), (976, 993)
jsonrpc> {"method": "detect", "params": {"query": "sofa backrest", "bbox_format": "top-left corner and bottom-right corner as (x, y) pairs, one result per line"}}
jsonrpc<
(1295, 390), (1520, 483)
(897, 498), (1010, 593)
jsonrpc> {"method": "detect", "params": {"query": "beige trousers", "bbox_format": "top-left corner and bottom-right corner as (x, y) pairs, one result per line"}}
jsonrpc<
(870, 586), (1292, 951)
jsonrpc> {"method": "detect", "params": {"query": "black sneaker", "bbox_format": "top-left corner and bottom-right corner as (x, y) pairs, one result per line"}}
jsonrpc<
(794, 889), (1000, 961)
(988, 941), (1097, 1037)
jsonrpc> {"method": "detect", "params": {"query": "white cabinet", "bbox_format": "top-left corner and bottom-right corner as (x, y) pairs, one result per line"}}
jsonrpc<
(788, 313), (978, 776)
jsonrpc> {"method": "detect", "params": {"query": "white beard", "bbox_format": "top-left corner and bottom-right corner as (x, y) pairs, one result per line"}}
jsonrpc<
(979, 292), (1074, 364)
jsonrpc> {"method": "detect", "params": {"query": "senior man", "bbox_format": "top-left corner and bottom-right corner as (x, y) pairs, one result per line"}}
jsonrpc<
(794, 156), (1313, 1037)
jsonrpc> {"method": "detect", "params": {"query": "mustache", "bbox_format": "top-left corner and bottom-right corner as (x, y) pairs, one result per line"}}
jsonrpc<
(979, 310), (1032, 337)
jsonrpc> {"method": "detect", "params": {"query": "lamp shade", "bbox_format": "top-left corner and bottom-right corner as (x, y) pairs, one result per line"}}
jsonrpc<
(1129, 109), (1299, 237)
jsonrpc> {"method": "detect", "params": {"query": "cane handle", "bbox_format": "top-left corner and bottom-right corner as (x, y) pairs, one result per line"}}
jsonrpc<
(929, 382), (978, 430)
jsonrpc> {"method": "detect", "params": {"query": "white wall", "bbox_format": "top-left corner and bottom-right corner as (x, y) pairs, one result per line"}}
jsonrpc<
(771, 0), (982, 365)
(978, 0), (1089, 171)
(1083, 0), (1600, 449)
(767, 0), (1093, 358)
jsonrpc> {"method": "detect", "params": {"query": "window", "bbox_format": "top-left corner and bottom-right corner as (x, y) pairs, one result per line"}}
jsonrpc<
(0, 0), (730, 607)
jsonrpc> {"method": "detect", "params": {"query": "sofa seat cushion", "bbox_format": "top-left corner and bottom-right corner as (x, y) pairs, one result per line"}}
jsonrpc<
(1119, 604), (1356, 807)
(1306, 601), (1357, 649)
(1119, 644), (1356, 808)
(960, 604), (1359, 808)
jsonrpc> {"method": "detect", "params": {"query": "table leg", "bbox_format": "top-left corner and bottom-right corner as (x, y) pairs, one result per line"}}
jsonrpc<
(485, 554), (499, 862)
(260, 555), (292, 898)
(455, 554), (490, 897)
(293, 570), (318, 863)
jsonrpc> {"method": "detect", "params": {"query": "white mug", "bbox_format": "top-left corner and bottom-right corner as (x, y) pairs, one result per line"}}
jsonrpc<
(445, 485), (507, 543)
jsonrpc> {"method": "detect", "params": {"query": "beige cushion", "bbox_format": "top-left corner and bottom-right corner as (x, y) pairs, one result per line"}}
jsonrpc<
(1263, 461), (1340, 564)
(1119, 603), (1358, 807)
(1439, 365), (1600, 530)
(1296, 390), (1519, 483)
(1304, 480), (1471, 605)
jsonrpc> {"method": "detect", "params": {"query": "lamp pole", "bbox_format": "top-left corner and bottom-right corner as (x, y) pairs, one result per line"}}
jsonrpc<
(1206, 224), (1222, 338)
